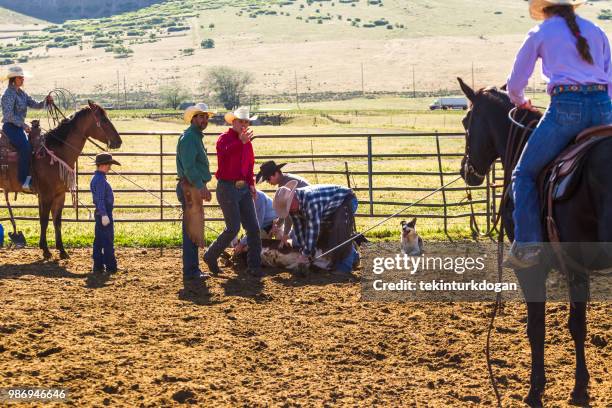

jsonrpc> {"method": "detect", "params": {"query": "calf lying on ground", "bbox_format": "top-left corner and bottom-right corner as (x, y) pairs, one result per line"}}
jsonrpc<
(230, 238), (333, 271)
(259, 239), (333, 270)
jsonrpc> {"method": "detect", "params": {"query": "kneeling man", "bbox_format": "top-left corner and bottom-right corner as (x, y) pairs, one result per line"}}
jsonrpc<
(273, 182), (359, 274)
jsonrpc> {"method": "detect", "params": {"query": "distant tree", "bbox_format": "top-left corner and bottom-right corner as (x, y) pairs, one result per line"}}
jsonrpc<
(159, 83), (191, 109)
(206, 66), (253, 110)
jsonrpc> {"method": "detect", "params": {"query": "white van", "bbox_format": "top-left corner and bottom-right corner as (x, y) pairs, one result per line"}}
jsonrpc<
(429, 97), (468, 110)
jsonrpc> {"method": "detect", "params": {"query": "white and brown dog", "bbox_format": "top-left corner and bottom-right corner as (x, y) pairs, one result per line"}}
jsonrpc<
(400, 218), (423, 256)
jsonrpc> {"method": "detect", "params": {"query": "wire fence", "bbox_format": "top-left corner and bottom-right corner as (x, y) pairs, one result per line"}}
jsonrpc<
(0, 131), (494, 237)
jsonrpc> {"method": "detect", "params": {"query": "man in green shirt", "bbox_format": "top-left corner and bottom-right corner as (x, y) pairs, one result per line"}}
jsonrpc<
(176, 103), (214, 291)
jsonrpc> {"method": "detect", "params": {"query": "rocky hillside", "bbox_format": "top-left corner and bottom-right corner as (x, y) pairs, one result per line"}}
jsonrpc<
(0, 0), (163, 22)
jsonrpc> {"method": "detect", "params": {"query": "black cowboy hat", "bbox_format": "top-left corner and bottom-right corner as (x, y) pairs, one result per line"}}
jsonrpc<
(94, 153), (121, 166)
(256, 160), (286, 183)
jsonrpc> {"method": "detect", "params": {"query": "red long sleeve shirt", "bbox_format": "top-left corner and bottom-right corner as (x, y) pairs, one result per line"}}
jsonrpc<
(214, 128), (255, 186)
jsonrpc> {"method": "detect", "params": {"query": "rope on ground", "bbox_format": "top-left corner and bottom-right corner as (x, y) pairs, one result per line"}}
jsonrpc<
(315, 175), (463, 259)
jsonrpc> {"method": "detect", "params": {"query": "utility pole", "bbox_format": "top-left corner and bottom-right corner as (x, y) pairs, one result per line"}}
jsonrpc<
(116, 70), (120, 109)
(471, 62), (475, 89)
(361, 62), (364, 96)
(123, 75), (127, 109)
(294, 70), (300, 110)
(412, 65), (416, 98)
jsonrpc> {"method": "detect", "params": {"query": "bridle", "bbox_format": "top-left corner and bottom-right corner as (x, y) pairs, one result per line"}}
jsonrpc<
(462, 101), (539, 239)
(462, 106), (488, 181)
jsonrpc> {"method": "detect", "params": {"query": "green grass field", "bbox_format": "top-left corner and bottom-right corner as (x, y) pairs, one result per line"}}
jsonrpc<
(1, 100), (504, 249)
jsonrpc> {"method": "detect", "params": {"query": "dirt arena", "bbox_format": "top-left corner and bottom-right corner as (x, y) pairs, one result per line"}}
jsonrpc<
(0, 242), (610, 407)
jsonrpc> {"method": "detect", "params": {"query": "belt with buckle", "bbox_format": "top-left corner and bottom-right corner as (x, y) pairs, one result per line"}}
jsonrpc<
(552, 84), (607, 95)
(221, 179), (247, 189)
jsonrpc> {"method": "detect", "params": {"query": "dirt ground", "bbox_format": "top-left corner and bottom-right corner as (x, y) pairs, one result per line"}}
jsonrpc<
(0, 242), (610, 407)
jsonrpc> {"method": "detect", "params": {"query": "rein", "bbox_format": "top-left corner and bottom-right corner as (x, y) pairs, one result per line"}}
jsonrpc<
(463, 103), (540, 408)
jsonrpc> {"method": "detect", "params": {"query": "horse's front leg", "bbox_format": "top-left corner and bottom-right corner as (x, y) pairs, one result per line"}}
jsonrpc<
(568, 274), (590, 405)
(51, 192), (69, 259)
(38, 197), (52, 259)
(525, 301), (546, 407)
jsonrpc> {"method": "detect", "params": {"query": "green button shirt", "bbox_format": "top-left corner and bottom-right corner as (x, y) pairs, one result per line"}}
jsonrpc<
(176, 124), (212, 189)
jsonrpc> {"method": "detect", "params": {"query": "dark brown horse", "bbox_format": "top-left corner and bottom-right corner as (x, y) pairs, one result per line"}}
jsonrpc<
(0, 101), (122, 259)
(457, 78), (612, 407)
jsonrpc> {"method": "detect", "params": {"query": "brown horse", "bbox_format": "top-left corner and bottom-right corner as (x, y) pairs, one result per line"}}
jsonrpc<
(0, 101), (122, 259)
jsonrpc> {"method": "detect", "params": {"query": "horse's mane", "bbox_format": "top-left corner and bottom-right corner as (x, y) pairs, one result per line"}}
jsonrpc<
(44, 107), (91, 148)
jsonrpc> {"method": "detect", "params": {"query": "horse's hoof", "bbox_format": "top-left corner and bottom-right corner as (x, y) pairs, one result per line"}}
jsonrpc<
(42, 251), (52, 260)
(59, 251), (70, 260)
(569, 387), (590, 406)
(524, 388), (544, 408)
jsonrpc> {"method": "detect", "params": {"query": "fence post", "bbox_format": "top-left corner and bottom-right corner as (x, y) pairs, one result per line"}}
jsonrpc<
(160, 133), (164, 221)
(485, 171), (491, 233)
(491, 161), (497, 230)
(75, 157), (79, 221)
(367, 135), (373, 215)
(344, 161), (353, 189)
(435, 132), (451, 240)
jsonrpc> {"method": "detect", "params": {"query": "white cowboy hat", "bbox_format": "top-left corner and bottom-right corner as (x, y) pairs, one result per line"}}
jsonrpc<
(2, 66), (32, 81)
(273, 180), (299, 218)
(183, 102), (215, 124)
(224, 106), (258, 125)
(528, 0), (586, 21)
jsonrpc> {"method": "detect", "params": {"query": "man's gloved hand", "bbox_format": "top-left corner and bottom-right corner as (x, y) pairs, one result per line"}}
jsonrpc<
(101, 215), (111, 227)
(297, 253), (310, 265)
(279, 233), (291, 248)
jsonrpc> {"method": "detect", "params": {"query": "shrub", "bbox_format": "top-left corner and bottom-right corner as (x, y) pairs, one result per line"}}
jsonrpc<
(200, 39), (215, 49)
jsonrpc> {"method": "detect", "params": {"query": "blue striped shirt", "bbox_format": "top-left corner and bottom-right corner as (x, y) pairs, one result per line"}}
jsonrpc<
(290, 185), (353, 256)
(1, 85), (45, 128)
(90, 171), (114, 217)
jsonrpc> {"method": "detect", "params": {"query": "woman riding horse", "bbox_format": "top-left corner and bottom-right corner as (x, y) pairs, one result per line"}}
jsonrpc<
(505, 0), (612, 268)
(1, 66), (53, 192)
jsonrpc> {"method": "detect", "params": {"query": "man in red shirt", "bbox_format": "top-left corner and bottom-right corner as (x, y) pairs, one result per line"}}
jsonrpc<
(204, 107), (263, 277)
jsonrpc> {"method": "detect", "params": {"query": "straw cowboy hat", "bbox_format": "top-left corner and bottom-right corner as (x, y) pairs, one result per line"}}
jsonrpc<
(183, 102), (215, 124)
(2, 66), (32, 81)
(529, 0), (586, 20)
(224, 106), (258, 125)
(256, 160), (287, 183)
(94, 152), (121, 166)
(273, 179), (299, 218)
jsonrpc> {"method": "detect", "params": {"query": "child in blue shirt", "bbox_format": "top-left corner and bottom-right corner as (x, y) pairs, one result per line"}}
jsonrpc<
(90, 153), (120, 274)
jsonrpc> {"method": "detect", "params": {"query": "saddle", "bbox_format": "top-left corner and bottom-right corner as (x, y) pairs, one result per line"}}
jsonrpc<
(0, 120), (42, 186)
(539, 124), (612, 242)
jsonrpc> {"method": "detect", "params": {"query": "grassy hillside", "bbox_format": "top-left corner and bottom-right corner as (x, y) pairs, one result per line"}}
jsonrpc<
(0, 0), (610, 98)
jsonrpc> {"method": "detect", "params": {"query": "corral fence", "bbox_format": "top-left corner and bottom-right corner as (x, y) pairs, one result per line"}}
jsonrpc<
(0, 132), (501, 238)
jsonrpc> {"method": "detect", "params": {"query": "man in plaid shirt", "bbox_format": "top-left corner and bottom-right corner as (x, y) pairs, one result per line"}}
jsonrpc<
(273, 182), (359, 273)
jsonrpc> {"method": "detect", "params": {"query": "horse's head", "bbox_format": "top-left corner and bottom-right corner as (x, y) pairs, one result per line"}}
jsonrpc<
(86, 100), (122, 149)
(457, 77), (513, 186)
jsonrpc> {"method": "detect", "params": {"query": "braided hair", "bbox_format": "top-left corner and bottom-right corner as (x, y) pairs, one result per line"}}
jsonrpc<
(544, 5), (594, 64)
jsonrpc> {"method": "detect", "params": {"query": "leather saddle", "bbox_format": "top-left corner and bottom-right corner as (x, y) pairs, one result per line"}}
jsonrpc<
(0, 120), (42, 155)
(0, 120), (42, 175)
(539, 124), (612, 241)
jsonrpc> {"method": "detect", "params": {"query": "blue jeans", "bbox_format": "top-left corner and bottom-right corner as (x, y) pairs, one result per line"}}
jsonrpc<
(2, 122), (30, 184)
(334, 196), (359, 273)
(93, 214), (116, 271)
(176, 182), (202, 277)
(512, 91), (612, 244)
(206, 180), (261, 268)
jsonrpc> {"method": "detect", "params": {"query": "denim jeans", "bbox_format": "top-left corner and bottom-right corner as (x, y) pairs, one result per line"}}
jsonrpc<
(2, 122), (30, 184)
(93, 213), (117, 271)
(334, 196), (359, 273)
(512, 91), (612, 244)
(206, 180), (261, 268)
(176, 182), (201, 277)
